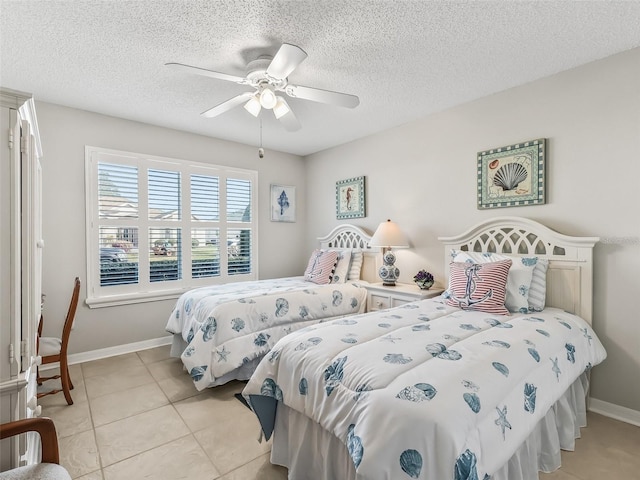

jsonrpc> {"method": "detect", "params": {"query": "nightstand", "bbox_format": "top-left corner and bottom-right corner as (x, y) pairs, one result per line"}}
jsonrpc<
(365, 283), (445, 312)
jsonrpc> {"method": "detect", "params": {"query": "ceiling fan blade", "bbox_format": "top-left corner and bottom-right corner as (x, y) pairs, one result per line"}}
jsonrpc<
(201, 93), (254, 118)
(166, 62), (247, 84)
(285, 84), (360, 108)
(266, 43), (308, 80)
(274, 99), (301, 131)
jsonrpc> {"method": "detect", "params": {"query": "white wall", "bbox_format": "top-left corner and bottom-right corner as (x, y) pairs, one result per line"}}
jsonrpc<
(305, 48), (640, 412)
(36, 103), (306, 354)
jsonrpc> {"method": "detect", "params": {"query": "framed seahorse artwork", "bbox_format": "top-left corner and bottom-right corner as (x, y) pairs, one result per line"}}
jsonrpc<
(270, 184), (296, 222)
(477, 138), (546, 209)
(336, 176), (366, 219)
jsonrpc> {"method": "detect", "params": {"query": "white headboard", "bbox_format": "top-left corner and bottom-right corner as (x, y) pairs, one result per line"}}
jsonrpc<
(438, 217), (599, 324)
(318, 224), (379, 283)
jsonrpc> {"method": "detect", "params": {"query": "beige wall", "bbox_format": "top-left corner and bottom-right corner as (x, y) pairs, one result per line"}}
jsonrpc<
(305, 48), (640, 412)
(37, 103), (306, 354)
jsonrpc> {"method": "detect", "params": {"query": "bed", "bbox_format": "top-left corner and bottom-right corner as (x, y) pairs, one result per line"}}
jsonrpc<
(165, 224), (378, 390)
(242, 217), (607, 480)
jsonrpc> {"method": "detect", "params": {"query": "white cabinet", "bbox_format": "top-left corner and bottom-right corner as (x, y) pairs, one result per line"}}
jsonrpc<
(365, 283), (444, 312)
(0, 88), (43, 469)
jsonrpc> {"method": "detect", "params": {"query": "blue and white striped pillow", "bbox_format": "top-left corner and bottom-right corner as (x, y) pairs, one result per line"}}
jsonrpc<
(347, 251), (364, 280)
(527, 258), (549, 312)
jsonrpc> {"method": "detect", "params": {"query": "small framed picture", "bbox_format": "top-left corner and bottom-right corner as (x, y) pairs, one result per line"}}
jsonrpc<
(477, 138), (546, 209)
(270, 185), (296, 222)
(336, 176), (366, 219)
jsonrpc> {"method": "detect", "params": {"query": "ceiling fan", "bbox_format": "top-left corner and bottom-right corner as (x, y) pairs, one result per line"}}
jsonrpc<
(166, 43), (359, 132)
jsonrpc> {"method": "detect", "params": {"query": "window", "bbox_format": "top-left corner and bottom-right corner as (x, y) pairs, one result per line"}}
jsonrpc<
(85, 147), (258, 307)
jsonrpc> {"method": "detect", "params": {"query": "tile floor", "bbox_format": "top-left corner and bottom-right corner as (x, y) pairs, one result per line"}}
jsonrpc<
(37, 345), (640, 480)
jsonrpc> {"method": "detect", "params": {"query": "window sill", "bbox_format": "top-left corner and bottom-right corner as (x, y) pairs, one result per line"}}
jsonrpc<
(85, 289), (188, 308)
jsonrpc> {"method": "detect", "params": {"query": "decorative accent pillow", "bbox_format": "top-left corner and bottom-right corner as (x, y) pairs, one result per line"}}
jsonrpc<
(444, 259), (512, 315)
(451, 251), (537, 314)
(330, 250), (352, 284)
(303, 249), (339, 285)
(347, 251), (364, 280)
(528, 258), (549, 311)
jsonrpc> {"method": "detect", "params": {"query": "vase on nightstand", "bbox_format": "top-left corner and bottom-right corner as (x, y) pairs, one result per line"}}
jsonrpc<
(415, 280), (434, 290)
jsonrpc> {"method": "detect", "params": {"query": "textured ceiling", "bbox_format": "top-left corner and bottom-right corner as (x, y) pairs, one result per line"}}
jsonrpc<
(2, 1), (640, 156)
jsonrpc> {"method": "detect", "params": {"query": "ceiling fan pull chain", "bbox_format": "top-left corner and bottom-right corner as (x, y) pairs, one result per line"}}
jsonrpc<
(258, 118), (264, 159)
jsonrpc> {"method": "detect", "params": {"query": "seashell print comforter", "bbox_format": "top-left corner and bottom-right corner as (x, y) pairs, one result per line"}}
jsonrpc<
(243, 296), (607, 480)
(165, 277), (367, 390)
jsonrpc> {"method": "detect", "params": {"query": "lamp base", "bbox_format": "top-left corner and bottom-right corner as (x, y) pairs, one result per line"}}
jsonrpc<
(378, 250), (400, 286)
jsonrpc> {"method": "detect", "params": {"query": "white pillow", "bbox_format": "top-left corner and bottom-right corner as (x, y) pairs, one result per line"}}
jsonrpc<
(347, 251), (364, 280)
(528, 258), (549, 311)
(451, 250), (537, 314)
(330, 250), (352, 284)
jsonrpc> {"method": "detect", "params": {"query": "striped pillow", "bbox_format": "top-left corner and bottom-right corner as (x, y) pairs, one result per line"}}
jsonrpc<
(451, 251), (536, 314)
(304, 249), (339, 285)
(445, 259), (512, 315)
(528, 258), (549, 311)
(347, 251), (364, 280)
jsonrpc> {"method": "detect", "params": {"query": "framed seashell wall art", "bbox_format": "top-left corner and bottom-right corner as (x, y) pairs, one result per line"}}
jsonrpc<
(477, 138), (546, 209)
(271, 184), (296, 222)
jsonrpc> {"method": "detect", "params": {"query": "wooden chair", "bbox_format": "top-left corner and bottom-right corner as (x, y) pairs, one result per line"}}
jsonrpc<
(37, 277), (80, 405)
(0, 417), (71, 479)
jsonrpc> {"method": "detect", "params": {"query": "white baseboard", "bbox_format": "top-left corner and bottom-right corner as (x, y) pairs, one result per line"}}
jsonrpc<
(589, 397), (640, 427)
(40, 336), (173, 370)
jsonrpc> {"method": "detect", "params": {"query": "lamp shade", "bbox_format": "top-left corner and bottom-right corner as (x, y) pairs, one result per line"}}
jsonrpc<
(369, 219), (409, 248)
(243, 96), (262, 117)
(273, 96), (291, 119)
(259, 86), (277, 109)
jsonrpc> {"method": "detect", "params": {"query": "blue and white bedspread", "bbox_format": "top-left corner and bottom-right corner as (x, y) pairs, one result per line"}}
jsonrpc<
(166, 277), (367, 390)
(243, 297), (607, 480)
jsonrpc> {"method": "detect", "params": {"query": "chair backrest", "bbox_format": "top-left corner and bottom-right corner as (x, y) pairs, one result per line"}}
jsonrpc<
(60, 277), (80, 355)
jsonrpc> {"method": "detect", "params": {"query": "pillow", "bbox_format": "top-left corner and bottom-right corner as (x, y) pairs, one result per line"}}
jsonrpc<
(303, 249), (339, 285)
(444, 259), (512, 315)
(528, 258), (549, 311)
(347, 251), (364, 280)
(451, 250), (537, 314)
(330, 250), (352, 284)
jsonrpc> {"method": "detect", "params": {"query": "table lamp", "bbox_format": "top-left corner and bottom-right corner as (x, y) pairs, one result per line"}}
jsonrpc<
(369, 219), (409, 286)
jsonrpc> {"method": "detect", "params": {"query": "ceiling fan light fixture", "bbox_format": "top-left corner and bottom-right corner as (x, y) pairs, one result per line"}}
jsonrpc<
(273, 96), (290, 119)
(259, 86), (277, 109)
(243, 96), (262, 117)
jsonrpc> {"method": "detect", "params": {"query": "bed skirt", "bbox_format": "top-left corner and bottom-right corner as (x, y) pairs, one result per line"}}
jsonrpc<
(269, 373), (590, 480)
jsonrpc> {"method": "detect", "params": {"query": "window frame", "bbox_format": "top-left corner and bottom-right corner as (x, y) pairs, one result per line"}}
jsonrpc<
(85, 146), (258, 308)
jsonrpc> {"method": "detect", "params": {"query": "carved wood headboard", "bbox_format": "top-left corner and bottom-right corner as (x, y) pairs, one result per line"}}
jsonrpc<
(318, 224), (379, 283)
(438, 217), (599, 324)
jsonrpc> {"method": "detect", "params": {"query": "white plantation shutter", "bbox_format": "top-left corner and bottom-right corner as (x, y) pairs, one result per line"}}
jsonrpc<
(97, 162), (140, 286)
(191, 173), (221, 278)
(191, 174), (219, 221)
(85, 147), (258, 307)
(226, 178), (253, 276)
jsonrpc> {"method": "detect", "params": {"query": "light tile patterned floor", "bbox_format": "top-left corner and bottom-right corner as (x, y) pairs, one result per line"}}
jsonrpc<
(38, 345), (640, 480)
